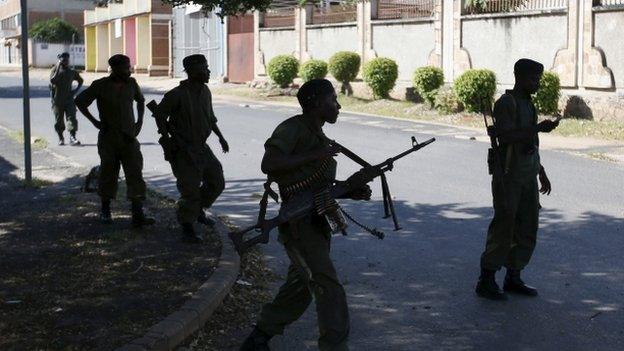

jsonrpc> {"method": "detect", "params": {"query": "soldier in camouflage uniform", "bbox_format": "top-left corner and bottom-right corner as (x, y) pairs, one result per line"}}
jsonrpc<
(50, 52), (83, 146)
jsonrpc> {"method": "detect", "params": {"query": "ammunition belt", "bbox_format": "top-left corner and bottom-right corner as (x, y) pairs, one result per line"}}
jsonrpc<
(280, 158), (333, 201)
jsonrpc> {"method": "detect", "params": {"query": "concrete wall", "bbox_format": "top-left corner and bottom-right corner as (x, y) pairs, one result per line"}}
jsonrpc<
(372, 20), (436, 81)
(29, 41), (85, 67)
(259, 28), (296, 64)
(462, 12), (568, 85)
(594, 10), (624, 89)
(307, 25), (358, 61)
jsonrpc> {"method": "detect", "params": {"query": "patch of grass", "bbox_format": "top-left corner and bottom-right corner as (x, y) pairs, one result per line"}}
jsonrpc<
(7, 130), (48, 150)
(212, 86), (624, 143)
(587, 152), (617, 163)
(21, 177), (53, 188)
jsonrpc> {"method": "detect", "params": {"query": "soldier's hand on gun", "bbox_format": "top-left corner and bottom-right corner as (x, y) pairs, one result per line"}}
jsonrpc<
(219, 137), (230, 153)
(349, 185), (372, 201)
(318, 144), (341, 160)
(537, 119), (560, 133)
(538, 166), (552, 195)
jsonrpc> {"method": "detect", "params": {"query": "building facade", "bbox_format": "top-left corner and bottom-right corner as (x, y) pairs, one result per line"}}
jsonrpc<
(83, 0), (172, 76)
(0, 0), (94, 65)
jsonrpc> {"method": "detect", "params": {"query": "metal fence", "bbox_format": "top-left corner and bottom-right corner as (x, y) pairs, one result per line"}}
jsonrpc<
(594, 0), (624, 6)
(377, 0), (437, 20)
(262, 0), (298, 28)
(463, 0), (568, 15)
(311, 1), (358, 25)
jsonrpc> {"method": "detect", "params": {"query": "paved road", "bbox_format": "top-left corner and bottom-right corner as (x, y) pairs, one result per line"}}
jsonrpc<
(1, 76), (623, 350)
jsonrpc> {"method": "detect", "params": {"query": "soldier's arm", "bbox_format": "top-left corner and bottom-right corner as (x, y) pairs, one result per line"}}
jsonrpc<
(132, 79), (145, 135)
(73, 72), (84, 94)
(153, 90), (179, 135)
(75, 83), (102, 129)
(50, 63), (61, 84)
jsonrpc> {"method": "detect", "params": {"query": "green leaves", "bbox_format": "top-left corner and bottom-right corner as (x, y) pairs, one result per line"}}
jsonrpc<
(533, 71), (561, 116)
(299, 59), (328, 82)
(363, 57), (399, 99)
(413, 66), (445, 107)
(30, 18), (80, 43)
(267, 55), (299, 88)
(453, 69), (497, 113)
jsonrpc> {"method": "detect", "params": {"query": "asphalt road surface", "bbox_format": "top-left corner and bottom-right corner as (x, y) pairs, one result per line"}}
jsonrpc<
(1, 76), (623, 350)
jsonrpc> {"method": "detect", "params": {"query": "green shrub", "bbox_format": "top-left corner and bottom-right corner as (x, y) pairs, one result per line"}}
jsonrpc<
(299, 59), (328, 82)
(267, 55), (299, 88)
(31, 18), (80, 43)
(533, 71), (561, 115)
(453, 69), (497, 112)
(328, 51), (360, 96)
(363, 57), (399, 99)
(434, 87), (462, 114)
(413, 66), (445, 107)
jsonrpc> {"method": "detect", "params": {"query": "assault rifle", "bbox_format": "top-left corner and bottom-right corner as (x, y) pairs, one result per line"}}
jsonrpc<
(146, 100), (202, 167)
(229, 136), (436, 255)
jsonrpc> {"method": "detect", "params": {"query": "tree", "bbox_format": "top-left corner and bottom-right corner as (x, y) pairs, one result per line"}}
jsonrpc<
(30, 18), (80, 43)
(161, 0), (274, 18)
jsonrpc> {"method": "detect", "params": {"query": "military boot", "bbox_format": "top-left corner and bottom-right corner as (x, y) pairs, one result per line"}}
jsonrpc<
(69, 133), (81, 146)
(131, 200), (155, 228)
(476, 269), (507, 300)
(100, 199), (113, 224)
(197, 210), (216, 227)
(58, 132), (65, 146)
(504, 269), (538, 296)
(240, 326), (272, 351)
(181, 223), (204, 243)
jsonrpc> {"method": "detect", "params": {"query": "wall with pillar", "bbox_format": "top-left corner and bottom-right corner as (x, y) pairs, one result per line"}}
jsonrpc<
(371, 20), (436, 81)
(461, 12), (568, 85)
(594, 10), (624, 89)
(85, 26), (96, 71)
(95, 24), (109, 72)
(135, 15), (151, 73)
(259, 29), (297, 64)
(307, 25), (358, 61)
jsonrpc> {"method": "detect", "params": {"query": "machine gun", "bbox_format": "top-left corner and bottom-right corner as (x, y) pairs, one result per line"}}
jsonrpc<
(229, 136), (436, 255)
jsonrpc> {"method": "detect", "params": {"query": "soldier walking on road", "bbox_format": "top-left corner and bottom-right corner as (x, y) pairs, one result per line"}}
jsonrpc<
(50, 52), (83, 146)
(476, 59), (560, 300)
(153, 54), (228, 243)
(240, 79), (372, 351)
(75, 54), (155, 228)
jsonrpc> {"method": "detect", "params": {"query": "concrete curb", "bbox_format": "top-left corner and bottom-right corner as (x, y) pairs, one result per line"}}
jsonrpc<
(117, 214), (241, 351)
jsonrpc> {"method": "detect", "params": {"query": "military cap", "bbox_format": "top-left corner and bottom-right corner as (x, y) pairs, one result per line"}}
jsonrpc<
(58, 52), (70, 59)
(108, 54), (130, 67)
(183, 54), (208, 70)
(514, 58), (544, 76)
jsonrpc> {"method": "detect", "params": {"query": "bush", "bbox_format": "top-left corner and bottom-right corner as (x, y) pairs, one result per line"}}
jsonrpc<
(31, 18), (80, 43)
(533, 71), (561, 115)
(299, 59), (328, 82)
(328, 51), (360, 96)
(434, 87), (462, 114)
(267, 55), (299, 88)
(363, 57), (399, 99)
(413, 66), (445, 107)
(453, 69), (497, 112)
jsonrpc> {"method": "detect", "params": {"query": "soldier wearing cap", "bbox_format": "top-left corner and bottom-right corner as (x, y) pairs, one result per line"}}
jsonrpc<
(50, 52), (83, 146)
(75, 54), (154, 227)
(153, 54), (228, 243)
(476, 58), (560, 300)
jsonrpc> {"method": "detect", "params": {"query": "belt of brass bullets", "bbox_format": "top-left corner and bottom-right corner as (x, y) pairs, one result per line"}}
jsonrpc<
(280, 158), (333, 201)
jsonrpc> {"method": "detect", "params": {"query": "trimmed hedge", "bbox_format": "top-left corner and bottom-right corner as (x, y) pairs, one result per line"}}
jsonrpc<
(413, 66), (445, 107)
(533, 71), (561, 115)
(299, 59), (328, 82)
(363, 57), (399, 99)
(328, 51), (360, 96)
(267, 55), (299, 88)
(435, 87), (462, 114)
(453, 69), (497, 112)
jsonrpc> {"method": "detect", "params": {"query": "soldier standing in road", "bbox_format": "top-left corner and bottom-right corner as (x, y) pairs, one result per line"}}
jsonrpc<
(75, 54), (154, 228)
(50, 52), (83, 146)
(240, 79), (372, 351)
(476, 59), (560, 300)
(153, 54), (228, 243)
